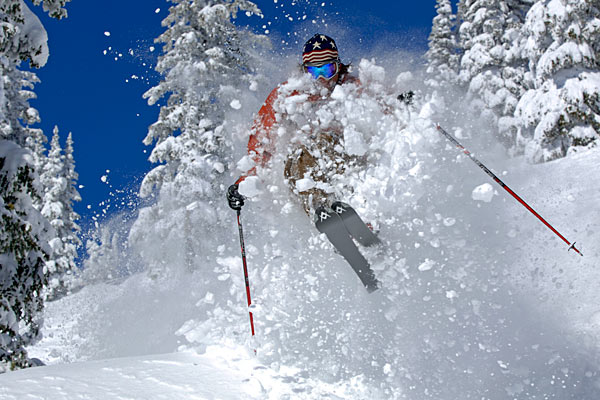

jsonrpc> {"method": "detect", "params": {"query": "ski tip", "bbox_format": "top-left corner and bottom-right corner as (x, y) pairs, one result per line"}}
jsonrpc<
(365, 281), (380, 293)
(313, 206), (334, 225)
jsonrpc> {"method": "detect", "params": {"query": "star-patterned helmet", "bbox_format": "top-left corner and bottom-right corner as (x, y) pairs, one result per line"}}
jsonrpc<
(302, 34), (339, 66)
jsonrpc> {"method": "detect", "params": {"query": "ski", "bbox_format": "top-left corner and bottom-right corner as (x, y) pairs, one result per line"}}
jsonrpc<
(314, 206), (379, 292)
(331, 201), (381, 247)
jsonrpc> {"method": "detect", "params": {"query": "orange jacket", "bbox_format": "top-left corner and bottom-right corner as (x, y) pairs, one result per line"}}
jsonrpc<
(236, 75), (358, 185)
(235, 86), (279, 184)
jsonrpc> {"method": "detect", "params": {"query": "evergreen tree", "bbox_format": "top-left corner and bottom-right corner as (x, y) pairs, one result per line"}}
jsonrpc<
(0, 140), (50, 371)
(496, 0), (535, 150)
(0, 63), (45, 153)
(40, 127), (80, 300)
(456, 0), (533, 146)
(140, 0), (264, 197)
(61, 132), (81, 273)
(30, 0), (69, 20)
(426, 0), (459, 83)
(130, 0), (266, 276)
(515, 0), (600, 162)
(40, 127), (64, 287)
(0, 0), (70, 371)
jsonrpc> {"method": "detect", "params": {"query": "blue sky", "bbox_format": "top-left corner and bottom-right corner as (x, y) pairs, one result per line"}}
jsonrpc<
(27, 0), (443, 228)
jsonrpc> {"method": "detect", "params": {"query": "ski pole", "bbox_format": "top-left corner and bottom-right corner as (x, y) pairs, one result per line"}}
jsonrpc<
(436, 124), (583, 257)
(235, 209), (257, 352)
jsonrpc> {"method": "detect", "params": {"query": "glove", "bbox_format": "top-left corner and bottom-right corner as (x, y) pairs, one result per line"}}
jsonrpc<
(397, 90), (414, 105)
(227, 184), (245, 210)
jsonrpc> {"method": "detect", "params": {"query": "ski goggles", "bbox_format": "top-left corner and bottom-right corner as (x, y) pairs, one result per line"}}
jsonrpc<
(304, 61), (339, 80)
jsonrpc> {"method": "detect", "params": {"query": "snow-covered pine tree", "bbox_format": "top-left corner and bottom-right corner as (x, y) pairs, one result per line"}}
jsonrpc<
(29, 0), (69, 20)
(0, 140), (50, 371)
(61, 132), (81, 280)
(83, 226), (126, 284)
(140, 0), (264, 197)
(426, 0), (459, 83)
(40, 127), (80, 300)
(39, 127), (64, 295)
(456, 0), (533, 146)
(495, 0), (535, 151)
(130, 0), (266, 277)
(0, 0), (69, 371)
(515, 0), (600, 162)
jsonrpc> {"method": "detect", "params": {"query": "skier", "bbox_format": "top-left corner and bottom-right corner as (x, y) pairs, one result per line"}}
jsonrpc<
(226, 33), (360, 215)
(227, 33), (380, 291)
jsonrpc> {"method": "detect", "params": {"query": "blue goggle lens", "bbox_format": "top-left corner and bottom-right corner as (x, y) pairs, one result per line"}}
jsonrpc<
(305, 62), (338, 80)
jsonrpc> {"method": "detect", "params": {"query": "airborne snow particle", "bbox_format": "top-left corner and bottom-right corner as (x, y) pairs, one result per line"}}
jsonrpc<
(418, 259), (435, 272)
(472, 183), (495, 203)
(230, 99), (242, 110)
(443, 217), (456, 227)
(383, 363), (393, 375)
(155, 8), (160, 13)
(446, 290), (458, 299)
(238, 176), (262, 197)
(104, 31), (111, 37)
(237, 155), (255, 172)
(296, 178), (316, 192)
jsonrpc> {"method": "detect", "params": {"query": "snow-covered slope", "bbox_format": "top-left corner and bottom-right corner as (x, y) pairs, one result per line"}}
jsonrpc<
(1, 348), (256, 400)
(7, 145), (600, 399)
(2, 345), (360, 399)
(8, 61), (600, 399)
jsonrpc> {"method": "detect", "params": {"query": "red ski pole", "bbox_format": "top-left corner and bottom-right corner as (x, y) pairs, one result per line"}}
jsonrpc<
(235, 209), (257, 351)
(436, 124), (583, 256)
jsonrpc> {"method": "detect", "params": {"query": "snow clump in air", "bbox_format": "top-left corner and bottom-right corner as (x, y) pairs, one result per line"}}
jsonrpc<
(471, 183), (495, 202)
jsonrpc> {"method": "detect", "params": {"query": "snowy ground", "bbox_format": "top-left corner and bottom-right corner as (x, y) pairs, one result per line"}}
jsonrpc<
(2, 344), (376, 399)
(508, 148), (600, 339)
(4, 66), (600, 398)
(7, 146), (598, 399)
(0, 347), (263, 400)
